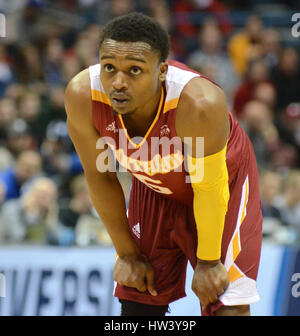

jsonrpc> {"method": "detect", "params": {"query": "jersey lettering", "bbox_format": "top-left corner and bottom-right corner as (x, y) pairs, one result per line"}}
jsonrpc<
(132, 173), (173, 195)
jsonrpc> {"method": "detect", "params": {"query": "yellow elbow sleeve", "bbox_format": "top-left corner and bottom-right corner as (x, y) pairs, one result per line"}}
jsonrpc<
(187, 144), (230, 260)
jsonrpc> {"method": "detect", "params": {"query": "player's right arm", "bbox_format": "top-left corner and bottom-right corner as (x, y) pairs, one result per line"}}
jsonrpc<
(64, 69), (157, 296)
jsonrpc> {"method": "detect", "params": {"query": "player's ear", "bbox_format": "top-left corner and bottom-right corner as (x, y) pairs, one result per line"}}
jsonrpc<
(159, 62), (168, 82)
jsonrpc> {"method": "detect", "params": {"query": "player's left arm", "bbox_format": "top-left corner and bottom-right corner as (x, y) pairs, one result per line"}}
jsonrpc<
(176, 77), (231, 311)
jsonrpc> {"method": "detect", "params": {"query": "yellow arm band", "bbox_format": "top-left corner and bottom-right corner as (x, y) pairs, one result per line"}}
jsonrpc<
(187, 144), (230, 260)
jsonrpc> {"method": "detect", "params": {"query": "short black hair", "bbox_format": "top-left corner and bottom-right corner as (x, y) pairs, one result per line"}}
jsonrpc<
(99, 12), (170, 62)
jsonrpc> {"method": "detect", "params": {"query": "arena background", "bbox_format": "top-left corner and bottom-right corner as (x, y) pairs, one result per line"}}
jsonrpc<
(0, 0), (299, 316)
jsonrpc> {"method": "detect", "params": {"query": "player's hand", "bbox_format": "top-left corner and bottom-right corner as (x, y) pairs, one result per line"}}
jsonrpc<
(113, 254), (158, 296)
(192, 259), (229, 311)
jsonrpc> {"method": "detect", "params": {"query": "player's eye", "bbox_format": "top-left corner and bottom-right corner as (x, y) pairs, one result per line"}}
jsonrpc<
(130, 66), (142, 75)
(104, 64), (115, 72)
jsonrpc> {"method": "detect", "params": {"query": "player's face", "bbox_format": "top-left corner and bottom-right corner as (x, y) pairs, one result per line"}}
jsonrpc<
(99, 39), (167, 115)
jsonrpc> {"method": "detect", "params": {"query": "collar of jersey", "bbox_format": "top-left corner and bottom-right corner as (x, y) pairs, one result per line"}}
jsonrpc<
(118, 86), (165, 149)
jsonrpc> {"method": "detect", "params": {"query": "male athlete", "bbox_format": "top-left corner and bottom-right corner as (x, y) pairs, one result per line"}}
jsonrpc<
(65, 13), (262, 316)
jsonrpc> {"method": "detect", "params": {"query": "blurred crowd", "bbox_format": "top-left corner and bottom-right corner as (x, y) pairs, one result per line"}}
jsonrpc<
(0, 0), (299, 246)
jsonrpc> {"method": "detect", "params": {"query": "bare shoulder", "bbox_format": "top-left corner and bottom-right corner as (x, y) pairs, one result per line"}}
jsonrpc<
(176, 76), (230, 155)
(64, 68), (92, 123)
(179, 76), (228, 120)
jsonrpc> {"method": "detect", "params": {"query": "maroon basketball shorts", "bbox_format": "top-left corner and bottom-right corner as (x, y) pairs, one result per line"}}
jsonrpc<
(114, 151), (263, 315)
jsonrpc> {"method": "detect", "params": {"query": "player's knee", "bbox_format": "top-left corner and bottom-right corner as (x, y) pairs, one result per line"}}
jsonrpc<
(214, 304), (250, 316)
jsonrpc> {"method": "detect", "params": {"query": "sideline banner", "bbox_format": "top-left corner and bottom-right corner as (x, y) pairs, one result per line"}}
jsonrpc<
(0, 246), (120, 316)
(0, 243), (299, 316)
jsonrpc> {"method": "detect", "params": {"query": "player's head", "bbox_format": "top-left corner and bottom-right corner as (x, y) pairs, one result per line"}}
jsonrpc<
(99, 12), (170, 115)
(99, 12), (170, 63)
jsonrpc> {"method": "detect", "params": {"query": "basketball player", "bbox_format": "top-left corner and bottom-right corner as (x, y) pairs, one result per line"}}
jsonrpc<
(65, 13), (262, 316)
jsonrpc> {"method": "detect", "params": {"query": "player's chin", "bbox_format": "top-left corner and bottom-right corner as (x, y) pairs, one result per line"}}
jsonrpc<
(113, 105), (137, 115)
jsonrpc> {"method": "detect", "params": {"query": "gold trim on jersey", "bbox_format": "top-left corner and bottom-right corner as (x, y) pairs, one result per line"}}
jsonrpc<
(163, 97), (179, 114)
(91, 89), (111, 106)
(118, 87), (165, 149)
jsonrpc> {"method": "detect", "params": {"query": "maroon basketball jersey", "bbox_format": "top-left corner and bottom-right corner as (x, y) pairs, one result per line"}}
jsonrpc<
(90, 60), (252, 204)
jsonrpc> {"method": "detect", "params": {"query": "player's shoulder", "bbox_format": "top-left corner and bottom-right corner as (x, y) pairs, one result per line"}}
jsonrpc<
(65, 68), (91, 104)
(64, 68), (93, 125)
(179, 76), (227, 118)
(175, 72), (230, 148)
(166, 60), (226, 116)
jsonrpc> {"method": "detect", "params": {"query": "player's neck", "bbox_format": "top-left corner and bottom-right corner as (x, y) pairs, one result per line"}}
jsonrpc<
(122, 86), (163, 138)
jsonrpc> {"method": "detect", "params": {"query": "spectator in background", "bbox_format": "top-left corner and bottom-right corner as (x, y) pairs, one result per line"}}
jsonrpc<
(260, 170), (286, 242)
(0, 97), (18, 144)
(3, 82), (27, 103)
(270, 103), (300, 170)
(18, 90), (41, 125)
(261, 28), (281, 71)
(260, 170), (283, 221)
(271, 47), (300, 112)
(97, 0), (135, 28)
(0, 177), (60, 245)
(40, 120), (83, 191)
(252, 82), (277, 114)
(5, 118), (37, 157)
(0, 150), (42, 201)
(0, 147), (14, 171)
(0, 43), (14, 97)
(274, 170), (300, 243)
(0, 181), (5, 209)
(240, 100), (279, 171)
(18, 0), (45, 44)
(148, 0), (172, 33)
(59, 174), (93, 226)
(17, 89), (57, 147)
(147, 0), (176, 59)
(48, 85), (67, 120)
(18, 90), (45, 145)
(0, 147), (13, 208)
(241, 99), (300, 173)
(68, 23), (102, 65)
(172, 0), (232, 59)
(271, 144), (299, 173)
(233, 58), (270, 118)
(75, 212), (113, 246)
(20, 44), (45, 84)
(74, 32), (99, 69)
(13, 43), (46, 96)
(58, 173), (112, 247)
(186, 20), (239, 105)
(228, 14), (264, 76)
(59, 173), (103, 246)
(43, 38), (65, 86)
(110, 0), (135, 19)
(62, 54), (82, 86)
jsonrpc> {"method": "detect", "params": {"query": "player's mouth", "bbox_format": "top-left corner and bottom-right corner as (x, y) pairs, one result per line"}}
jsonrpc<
(112, 97), (130, 107)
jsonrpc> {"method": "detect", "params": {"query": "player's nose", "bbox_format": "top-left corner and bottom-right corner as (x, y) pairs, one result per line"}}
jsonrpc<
(112, 71), (128, 91)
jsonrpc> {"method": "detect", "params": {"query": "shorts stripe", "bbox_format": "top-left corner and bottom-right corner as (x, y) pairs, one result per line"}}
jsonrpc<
(224, 175), (249, 272)
(220, 176), (260, 306)
(232, 232), (241, 262)
(228, 263), (243, 282)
